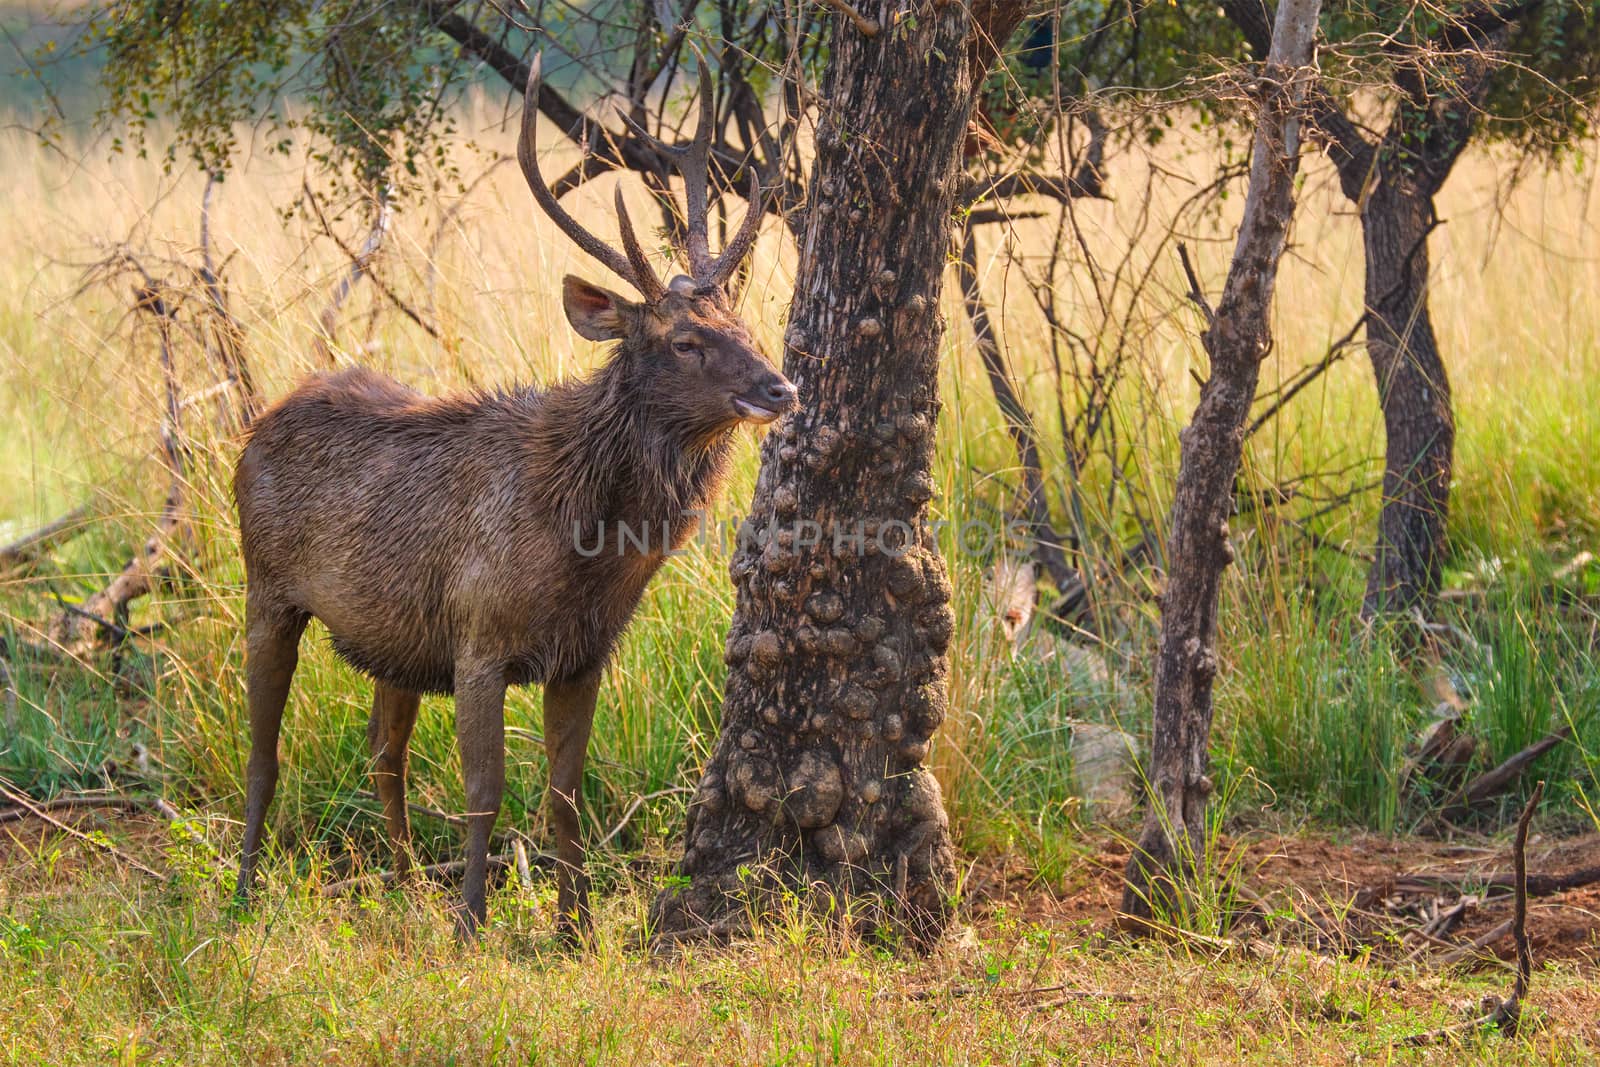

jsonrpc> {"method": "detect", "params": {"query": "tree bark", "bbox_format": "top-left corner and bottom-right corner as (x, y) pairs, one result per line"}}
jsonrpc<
(1120, 0), (1321, 923)
(650, 0), (1025, 945)
(1359, 179), (1454, 617)
(1219, 1), (1517, 620)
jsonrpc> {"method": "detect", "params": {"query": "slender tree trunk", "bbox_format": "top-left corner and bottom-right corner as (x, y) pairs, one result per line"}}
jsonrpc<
(956, 222), (1079, 598)
(1120, 0), (1321, 922)
(651, 0), (1024, 945)
(1360, 179), (1453, 617)
(1218, 3), (1508, 624)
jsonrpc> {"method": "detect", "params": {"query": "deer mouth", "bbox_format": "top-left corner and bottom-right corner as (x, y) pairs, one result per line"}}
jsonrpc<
(732, 398), (784, 423)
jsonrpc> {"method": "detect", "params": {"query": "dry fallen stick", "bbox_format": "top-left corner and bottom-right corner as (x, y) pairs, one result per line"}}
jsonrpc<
(1434, 918), (1517, 968)
(648, 916), (749, 949)
(0, 783), (164, 880)
(1442, 728), (1571, 820)
(512, 839), (535, 892)
(1404, 781), (1544, 1046)
(147, 795), (237, 873)
(0, 506), (92, 571)
(0, 794), (140, 825)
(906, 983), (1138, 1004)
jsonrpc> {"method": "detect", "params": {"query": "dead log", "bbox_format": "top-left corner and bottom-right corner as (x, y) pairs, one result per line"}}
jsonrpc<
(0, 506), (93, 572)
(1441, 727), (1571, 820)
(1394, 863), (1600, 899)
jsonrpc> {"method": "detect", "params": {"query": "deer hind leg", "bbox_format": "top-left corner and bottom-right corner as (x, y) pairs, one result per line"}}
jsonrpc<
(368, 683), (421, 883)
(452, 665), (508, 939)
(234, 601), (307, 905)
(542, 668), (600, 940)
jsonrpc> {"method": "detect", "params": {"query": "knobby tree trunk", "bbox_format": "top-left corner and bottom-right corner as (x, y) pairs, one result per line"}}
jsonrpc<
(1359, 179), (1454, 618)
(651, 0), (1025, 944)
(1120, 0), (1321, 922)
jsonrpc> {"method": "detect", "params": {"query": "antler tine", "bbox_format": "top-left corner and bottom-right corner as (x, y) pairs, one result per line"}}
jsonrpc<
(706, 169), (766, 292)
(615, 107), (686, 165)
(612, 188), (666, 302)
(681, 60), (716, 281)
(518, 53), (662, 298)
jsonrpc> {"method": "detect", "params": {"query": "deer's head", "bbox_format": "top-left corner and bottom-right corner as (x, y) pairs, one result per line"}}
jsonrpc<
(519, 55), (796, 433)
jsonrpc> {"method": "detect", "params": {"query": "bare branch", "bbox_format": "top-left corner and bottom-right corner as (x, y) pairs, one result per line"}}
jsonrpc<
(818, 0), (881, 38)
(0, 506), (92, 572)
(307, 185), (395, 366)
(1175, 243), (1215, 327)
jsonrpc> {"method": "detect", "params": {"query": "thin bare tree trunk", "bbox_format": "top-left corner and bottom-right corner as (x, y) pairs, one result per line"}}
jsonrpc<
(1360, 183), (1453, 617)
(1120, 0), (1321, 923)
(956, 221), (1078, 597)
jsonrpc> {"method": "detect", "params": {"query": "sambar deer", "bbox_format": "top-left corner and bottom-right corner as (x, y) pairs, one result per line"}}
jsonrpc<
(232, 55), (794, 938)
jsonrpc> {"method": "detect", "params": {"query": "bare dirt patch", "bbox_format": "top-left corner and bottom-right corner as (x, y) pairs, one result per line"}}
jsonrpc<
(965, 829), (1600, 969)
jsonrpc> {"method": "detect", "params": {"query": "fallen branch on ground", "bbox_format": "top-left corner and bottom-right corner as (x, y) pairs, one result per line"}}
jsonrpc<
(904, 983), (1138, 1004)
(1435, 917), (1516, 967)
(0, 506), (92, 572)
(0, 794), (141, 825)
(319, 849), (558, 897)
(1442, 728), (1572, 820)
(0, 782), (164, 879)
(1393, 862), (1600, 899)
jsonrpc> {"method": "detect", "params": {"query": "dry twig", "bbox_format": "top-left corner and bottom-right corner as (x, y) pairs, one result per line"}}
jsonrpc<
(1404, 781), (1543, 1045)
(0, 506), (92, 572)
(0, 782), (164, 879)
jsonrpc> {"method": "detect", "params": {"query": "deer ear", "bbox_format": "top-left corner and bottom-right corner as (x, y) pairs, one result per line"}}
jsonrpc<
(562, 275), (633, 341)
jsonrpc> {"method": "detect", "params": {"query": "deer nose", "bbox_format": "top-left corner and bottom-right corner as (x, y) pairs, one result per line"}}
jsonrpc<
(763, 377), (798, 411)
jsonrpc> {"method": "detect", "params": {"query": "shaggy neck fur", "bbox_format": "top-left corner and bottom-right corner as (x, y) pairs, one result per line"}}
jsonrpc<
(518, 347), (737, 540)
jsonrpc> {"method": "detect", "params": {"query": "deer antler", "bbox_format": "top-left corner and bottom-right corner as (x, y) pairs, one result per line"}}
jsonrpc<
(615, 60), (766, 292)
(519, 53), (666, 303)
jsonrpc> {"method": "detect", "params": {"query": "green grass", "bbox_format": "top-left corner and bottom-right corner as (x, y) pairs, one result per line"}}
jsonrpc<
(0, 845), (1596, 1065)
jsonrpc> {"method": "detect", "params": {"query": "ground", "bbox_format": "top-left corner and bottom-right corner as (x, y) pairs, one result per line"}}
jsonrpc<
(2, 806), (1596, 1064)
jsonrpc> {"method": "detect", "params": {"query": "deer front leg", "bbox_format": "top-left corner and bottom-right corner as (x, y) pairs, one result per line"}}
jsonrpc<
(542, 668), (600, 939)
(452, 665), (508, 938)
(234, 603), (307, 905)
(368, 683), (421, 883)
